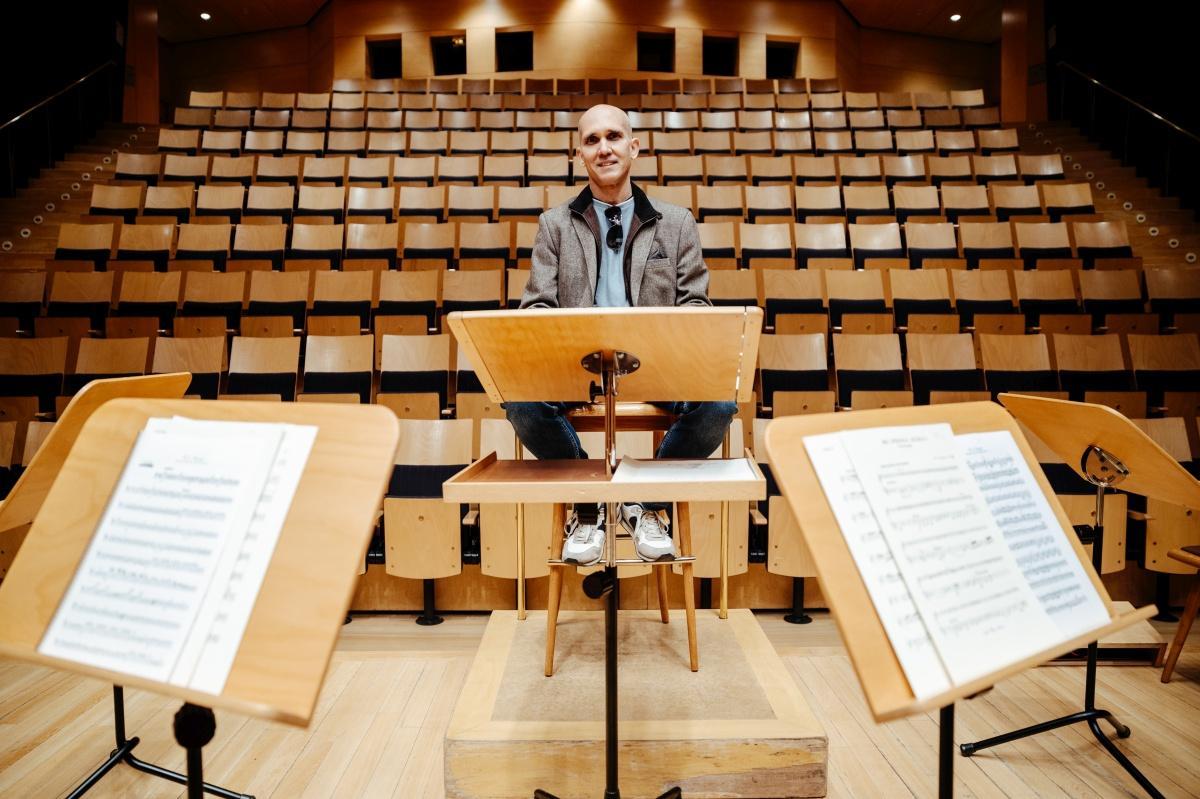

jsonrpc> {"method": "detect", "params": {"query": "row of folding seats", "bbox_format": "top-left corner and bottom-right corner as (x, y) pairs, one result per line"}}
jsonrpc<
(53, 218), (1139, 272)
(156, 127), (1020, 161)
(2, 330), (1196, 417)
(184, 86), (989, 111)
(114, 151), (1065, 187)
(168, 108), (1001, 135)
(8, 263), (1196, 345)
(89, 179), (1096, 227)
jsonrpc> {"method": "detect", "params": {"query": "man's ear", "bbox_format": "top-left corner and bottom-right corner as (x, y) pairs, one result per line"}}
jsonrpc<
(629, 135), (640, 160)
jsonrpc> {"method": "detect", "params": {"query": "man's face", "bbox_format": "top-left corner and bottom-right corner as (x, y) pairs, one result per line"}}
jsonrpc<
(577, 105), (639, 190)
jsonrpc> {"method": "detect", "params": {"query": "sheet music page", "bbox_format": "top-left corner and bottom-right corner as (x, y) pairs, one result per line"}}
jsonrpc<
(956, 430), (1110, 638)
(803, 432), (952, 699)
(39, 418), (280, 684)
(610, 458), (756, 483)
(168, 418), (317, 694)
(840, 424), (1060, 684)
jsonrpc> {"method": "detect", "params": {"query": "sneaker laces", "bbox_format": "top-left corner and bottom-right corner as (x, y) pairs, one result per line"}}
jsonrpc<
(569, 506), (604, 544)
(637, 509), (670, 542)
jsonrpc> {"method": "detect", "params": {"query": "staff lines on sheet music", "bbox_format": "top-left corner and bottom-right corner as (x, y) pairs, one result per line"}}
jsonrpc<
(123, 485), (237, 504)
(877, 462), (962, 497)
(104, 534), (213, 557)
(79, 583), (189, 611)
(113, 502), (226, 521)
(803, 433), (955, 699)
(50, 637), (164, 666)
(86, 563), (195, 591)
(104, 518), (219, 539)
(900, 531), (998, 564)
(93, 548), (206, 575)
(842, 424), (1063, 685)
(152, 470), (240, 487)
(958, 431), (1110, 640)
(65, 601), (181, 629)
(59, 620), (173, 652)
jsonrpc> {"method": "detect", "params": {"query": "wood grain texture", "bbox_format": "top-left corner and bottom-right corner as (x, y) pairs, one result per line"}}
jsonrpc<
(2, 612), (1197, 797)
(446, 306), (762, 404)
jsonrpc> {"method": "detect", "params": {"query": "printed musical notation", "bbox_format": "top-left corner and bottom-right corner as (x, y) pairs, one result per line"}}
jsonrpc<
(39, 417), (316, 694)
(840, 424), (1061, 685)
(957, 431), (1109, 638)
(804, 432), (952, 699)
(806, 422), (1108, 692)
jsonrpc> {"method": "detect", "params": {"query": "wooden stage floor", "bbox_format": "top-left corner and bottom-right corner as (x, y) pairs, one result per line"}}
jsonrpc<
(1, 613), (1197, 798)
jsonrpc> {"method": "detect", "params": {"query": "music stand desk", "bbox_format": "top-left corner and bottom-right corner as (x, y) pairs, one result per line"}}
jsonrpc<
(445, 306), (764, 799)
(764, 402), (1153, 797)
(0, 398), (398, 728)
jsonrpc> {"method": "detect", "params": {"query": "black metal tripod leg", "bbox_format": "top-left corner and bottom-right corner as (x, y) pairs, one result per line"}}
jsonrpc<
(1087, 719), (1164, 799)
(960, 709), (1104, 756)
(123, 752), (254, 799)
(65, 738), (140, 799)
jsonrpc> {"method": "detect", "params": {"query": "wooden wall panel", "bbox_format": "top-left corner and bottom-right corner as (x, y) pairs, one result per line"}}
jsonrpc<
(123, 0), (159, 124)
(466, 27), (496, 75)
(165, 0), (1005, 123)
(858, 27), (996, 94)
(834, 4), (861, 90)
(165, 26), (313, 107)
(801, 37), (837, 80)
(308, 1), (335, 91)
(739, 33), (767, 80)
(675, 28), (704, 76)
(1001, 0), (1029, 122)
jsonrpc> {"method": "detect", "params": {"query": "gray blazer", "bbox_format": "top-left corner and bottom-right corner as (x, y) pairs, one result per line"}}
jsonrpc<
(520, 183), (711, 308)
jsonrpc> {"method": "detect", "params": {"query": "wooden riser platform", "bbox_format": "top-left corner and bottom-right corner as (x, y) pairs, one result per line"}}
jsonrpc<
(445, 609), (827, 798)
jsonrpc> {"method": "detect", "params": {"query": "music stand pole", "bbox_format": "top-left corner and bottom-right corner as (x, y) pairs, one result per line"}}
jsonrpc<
(537, 351), (682, 799)
(939, 704), (955, 799)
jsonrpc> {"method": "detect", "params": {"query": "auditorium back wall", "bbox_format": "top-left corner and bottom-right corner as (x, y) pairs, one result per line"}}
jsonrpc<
(163, 0), (997, 107)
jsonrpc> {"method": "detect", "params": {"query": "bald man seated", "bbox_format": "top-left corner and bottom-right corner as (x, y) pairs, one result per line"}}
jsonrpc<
(506, 104), (737, 566)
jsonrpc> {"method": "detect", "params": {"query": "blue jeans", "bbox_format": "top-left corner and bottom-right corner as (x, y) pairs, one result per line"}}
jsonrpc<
(505, 399), (738, 488)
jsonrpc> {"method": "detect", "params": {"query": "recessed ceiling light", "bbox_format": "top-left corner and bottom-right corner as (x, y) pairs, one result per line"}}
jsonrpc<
(950, 13), (962, 22)
(200, 12), (211, 20)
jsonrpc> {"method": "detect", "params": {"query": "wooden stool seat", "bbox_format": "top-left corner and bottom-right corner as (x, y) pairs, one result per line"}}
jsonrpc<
(1161, 546), (1200, 683)
(544, 401), (701, 677)
(545, 499), (699, 677)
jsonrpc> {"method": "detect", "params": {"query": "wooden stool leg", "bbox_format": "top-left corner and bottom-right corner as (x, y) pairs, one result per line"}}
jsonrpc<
(545, 503), (566, 677)
(1162, 572), (1200, 683)
(655, 564), (670, 623)
(677, 502), (699, 672)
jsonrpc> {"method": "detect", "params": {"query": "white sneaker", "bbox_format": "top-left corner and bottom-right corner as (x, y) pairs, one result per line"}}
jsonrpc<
(621, 503), (676, 562)
(562, 504), (605, 566)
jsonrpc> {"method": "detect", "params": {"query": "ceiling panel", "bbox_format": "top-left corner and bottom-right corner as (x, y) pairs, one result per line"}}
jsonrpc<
(157, 0), (1002, 46)
(841, 0), (1002, 43)
(158, 0), (327, 43)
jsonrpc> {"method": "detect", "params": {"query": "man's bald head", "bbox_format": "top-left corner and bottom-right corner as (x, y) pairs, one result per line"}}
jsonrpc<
(577, 103), (633, 139)
(576, 104), (640, 203)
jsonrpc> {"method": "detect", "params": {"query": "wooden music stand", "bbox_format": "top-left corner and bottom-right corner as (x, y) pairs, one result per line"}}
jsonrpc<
(444, 306), (764, 799)
(0, 398), (398, 799)
(953, 394), (1200, 799)
(447, 305), (763, 617)
(764, 401), (1156, 799)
